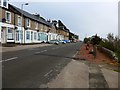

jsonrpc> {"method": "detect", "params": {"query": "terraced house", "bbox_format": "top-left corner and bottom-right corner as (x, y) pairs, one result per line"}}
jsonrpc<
(0, 0), (74, 44)
(57, 20), (69, 40)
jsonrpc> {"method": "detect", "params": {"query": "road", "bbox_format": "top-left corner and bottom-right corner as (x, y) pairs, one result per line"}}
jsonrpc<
(2, 42), (82, 88)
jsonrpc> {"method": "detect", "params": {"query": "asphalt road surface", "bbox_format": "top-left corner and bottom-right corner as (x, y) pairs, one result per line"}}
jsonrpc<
(2, 42), (82, 88)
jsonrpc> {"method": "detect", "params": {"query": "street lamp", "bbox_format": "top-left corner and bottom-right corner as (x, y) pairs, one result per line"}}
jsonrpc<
(21, 3), (29, 44)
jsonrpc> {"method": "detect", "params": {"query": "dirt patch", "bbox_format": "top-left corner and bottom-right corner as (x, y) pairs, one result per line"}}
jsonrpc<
(76, 44), (119, 67)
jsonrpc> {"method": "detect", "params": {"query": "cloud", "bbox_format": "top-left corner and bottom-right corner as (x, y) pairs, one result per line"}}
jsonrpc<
(9, 2), (118, 40)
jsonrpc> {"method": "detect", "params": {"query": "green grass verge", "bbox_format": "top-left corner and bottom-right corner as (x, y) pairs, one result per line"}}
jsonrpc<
(113, 69), (120, 72)
(115, 51), (120, 63)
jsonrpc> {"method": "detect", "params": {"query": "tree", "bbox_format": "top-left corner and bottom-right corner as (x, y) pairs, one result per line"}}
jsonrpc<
(91, 34), (102, 45)
(84, 37), (90, 43)
(107, 33), (114, 43)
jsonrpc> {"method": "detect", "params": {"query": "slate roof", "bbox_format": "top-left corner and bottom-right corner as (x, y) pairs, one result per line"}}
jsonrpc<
(57, 20), (70, 32)
(9, 4), (51, 27)
(58, 26), (69, 32)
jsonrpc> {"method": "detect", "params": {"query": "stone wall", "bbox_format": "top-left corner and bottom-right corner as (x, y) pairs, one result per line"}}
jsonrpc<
(97, 45), (118, 61)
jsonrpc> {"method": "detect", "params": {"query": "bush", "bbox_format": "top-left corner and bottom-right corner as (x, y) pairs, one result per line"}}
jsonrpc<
(115, 51), (120, 63)
(84, 38), (90, 43)
(99, 40), (115, 52)
(91, 34), (102, 45)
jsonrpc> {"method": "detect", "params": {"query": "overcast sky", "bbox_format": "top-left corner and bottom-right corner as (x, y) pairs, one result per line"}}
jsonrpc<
(9, 0), (119, 40)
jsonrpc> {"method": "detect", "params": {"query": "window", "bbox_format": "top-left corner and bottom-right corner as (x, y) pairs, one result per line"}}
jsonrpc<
(40, 24), (43, 31)
(45, 26), (48, 32)
(7, 28), (13, 39)
(16, 31), (19, 41)
(35, 22), (38, 29)
(31, 32), (33, 40)
(20, 31), (23, 40)
(26, 19), (31, 27)
(26, 31), (30, 40)
(18, 16), (21, 26)
(3, 0), (7, 7)
(34, 32), (37, 40)
(6, 11), (11, 23)
(38, 33), (41, 41)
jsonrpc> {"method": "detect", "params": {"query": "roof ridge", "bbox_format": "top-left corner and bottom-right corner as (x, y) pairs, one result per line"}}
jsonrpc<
(9, 4), (51, 26)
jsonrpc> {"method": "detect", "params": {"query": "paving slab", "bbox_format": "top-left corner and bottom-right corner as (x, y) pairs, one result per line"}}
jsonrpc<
(101, 68), (119, 88)
(47, 60), (89, 88)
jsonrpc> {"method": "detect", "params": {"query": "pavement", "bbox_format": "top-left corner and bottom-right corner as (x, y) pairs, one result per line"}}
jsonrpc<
(47, 60), (119, 89)
(2, 42), (82, 88)
(47, 60), (89, 88)
(0, 43), (52, 53)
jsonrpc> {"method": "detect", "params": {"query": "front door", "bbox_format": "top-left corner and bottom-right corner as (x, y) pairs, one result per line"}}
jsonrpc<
(1, 27), (6, 43)
(16, 30), (20, 43)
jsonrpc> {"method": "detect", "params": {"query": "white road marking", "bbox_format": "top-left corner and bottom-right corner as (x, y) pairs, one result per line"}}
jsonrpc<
(43, 50), (47, 52)
(44, 70), (53, 77)
(35, 50), (47, 54)
(72, 59), (76, 62)
(73, 51), (79, 58)
(0, 57), (18, 63)
(41, 50), (47, 52)
(73, 54), (76, 57)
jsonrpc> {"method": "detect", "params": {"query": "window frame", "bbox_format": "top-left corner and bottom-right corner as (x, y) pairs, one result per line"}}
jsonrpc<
(5, 11), (11, 23)
(26, 31), (30, 40)
(26, 18), (31, 28)
(2, 0), (8, 8)
(7, 28), (13, 40)
(34, 32), (37, 40)
(18, 16), (22, 26)
(40, 24), (43, 31)
(35, 22), (38, 29)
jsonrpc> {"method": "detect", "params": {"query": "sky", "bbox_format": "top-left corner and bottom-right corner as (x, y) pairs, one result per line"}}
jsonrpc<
(9, 0), (119, 40)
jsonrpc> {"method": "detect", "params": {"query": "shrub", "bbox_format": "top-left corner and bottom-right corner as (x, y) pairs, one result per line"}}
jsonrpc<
(84, 37), (90, 43)
(99, 40), (115, 52)
(91, 34), (102, 45)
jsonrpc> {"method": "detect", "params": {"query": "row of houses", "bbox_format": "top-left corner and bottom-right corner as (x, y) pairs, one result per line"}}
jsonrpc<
(0, 0), (78, 44)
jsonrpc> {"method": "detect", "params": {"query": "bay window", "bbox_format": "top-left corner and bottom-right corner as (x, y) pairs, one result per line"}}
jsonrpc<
(7, 28), (13, 40)
(38, 33), (41, 41)
(26, 31), (30, 40)
(34, 32), (37, 40)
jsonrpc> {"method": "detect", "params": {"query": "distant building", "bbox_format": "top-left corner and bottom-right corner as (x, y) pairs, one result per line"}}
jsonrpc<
(69, 32), (79, 42)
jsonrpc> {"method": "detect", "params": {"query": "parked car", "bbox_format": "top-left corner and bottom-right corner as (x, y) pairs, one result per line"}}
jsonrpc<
(59, 40), (66, 44)
(48, 40), (60, 45)
(63, 40), (71, 43)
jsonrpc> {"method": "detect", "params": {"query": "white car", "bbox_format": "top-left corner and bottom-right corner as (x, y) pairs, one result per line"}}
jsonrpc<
(48, 40), (60, 45)
(59, 40), (66, 44)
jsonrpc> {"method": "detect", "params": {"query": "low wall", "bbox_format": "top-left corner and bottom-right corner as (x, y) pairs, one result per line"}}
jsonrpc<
(97, 45), (118, 61)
